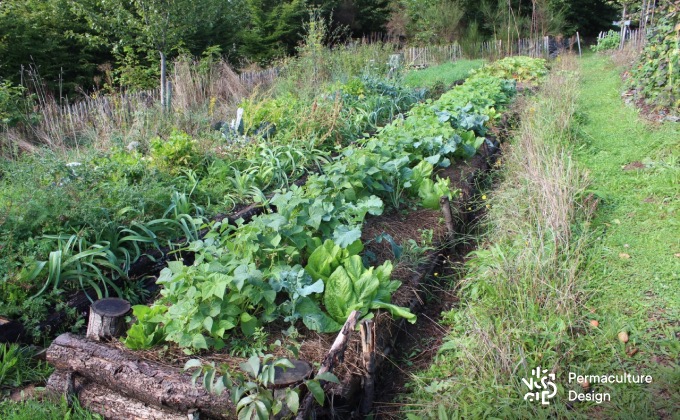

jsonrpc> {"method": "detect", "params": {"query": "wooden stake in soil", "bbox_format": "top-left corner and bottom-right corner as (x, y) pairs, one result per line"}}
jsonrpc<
(359, 319), (376, 415)
(295, 310), (361, 420)
(86, 298), (130, 341)
(440, 196), (455, 235)
(160, 51), (166, 111)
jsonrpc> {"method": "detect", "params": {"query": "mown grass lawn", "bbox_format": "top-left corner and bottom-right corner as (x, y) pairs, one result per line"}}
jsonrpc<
(570, 53), (679, 418)
(403, 60), (485, 89)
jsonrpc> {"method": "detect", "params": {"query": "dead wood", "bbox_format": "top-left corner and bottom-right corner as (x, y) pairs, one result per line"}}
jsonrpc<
(46, 333), (235, 419)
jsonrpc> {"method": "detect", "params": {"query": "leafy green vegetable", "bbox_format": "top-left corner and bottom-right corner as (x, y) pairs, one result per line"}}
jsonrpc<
(123, 59), (527, 350)
(314, 241), (416, 326)
(122, 305), (167, 350)
(418, 176), (456, 210)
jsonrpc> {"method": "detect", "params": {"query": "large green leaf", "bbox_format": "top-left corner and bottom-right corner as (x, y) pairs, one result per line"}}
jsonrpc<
(332, 225), (362, 249)
(305, 240), (344, 282)
(323, 266), (354, 323)
(297, 297), (342, 333)
(353, 268), (381, 307)
(370, 301), (416, 324)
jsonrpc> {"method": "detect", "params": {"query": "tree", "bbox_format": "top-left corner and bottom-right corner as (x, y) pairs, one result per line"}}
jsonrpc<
(328, 0), (391, 36)
(0, 0), (104, 95)
(240, 0), (308, 64)
(549, 0), (619, 36)
(387, 0), (466, 45)
(69, 0), (246, 89)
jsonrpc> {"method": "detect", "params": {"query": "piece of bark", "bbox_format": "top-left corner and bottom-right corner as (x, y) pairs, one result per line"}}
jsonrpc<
(359, 319), (376, 415)
(46, 333), (235, 419)
(47, 370), (193, 420)
(271, 359), (313, 389)
(440, 195), (456, 236)
(86, 298), (131, 340)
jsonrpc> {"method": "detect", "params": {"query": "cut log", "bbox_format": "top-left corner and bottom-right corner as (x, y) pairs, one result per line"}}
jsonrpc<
(295, 310), (361, 420)
(47, 370), (193, 420)
(86, 298), (131, 340)
(46, 333), (235, 419)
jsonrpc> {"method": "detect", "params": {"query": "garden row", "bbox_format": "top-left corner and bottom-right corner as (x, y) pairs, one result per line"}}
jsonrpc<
(43, 56), (549, 420)
(0, 72), (429, 340)
(123, 57), (546, 352)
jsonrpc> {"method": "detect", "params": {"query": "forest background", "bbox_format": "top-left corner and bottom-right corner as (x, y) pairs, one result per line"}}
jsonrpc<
(0, 0), (627, 97)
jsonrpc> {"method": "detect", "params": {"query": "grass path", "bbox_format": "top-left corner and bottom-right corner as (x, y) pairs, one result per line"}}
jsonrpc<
(573, 54), (679, 418)
(398, 54), (677, 419)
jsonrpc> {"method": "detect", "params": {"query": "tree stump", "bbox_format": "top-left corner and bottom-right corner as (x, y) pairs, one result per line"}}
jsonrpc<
(86, 298), (131, 341)
(272, 360), (313, 389)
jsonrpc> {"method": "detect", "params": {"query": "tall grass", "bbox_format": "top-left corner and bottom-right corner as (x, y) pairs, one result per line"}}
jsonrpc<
(170, 55), (247, 116)
(405, 55), (594, 417)
(275, 14), (397, 100)
(1, 16), (403, 159)
(0, 56), (248, 158)
(461, 54), (589, 374)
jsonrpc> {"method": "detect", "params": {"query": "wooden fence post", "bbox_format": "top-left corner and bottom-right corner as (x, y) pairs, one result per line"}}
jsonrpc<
(160, 52), (166, 111)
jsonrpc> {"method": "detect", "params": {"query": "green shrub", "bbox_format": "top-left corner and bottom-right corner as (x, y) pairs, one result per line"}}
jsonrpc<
(469, 56), (548, 84)
(0, 80), (34, 128)
(239, 92), (299, 137)
(629, 3), (680, 112)
(150, 130), (202, 174)
(591, 30), (622, 52)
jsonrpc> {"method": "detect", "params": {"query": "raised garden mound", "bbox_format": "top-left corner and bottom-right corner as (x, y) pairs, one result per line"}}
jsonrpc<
(43, 133), (504, 419)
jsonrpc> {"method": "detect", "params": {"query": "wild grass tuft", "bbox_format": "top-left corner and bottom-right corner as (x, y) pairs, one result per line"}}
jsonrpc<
(0, 396), (100, 420)
(403, 55), (592, 418)
(1, 343), (52, 392)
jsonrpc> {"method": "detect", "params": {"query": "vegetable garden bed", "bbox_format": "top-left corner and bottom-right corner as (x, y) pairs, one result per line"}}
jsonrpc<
(44, 135), (504, 420)
(39, 57), (546, 419)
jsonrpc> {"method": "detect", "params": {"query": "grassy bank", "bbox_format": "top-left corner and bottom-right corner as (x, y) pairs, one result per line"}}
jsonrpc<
(402, 54), (589, 419)
(400, 52), (679, 418)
